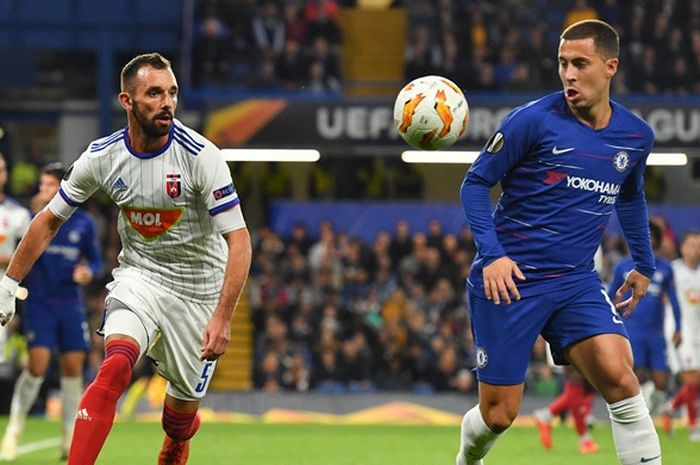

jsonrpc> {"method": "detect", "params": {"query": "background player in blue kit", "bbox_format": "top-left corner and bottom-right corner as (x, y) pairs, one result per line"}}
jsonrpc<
(608, 221), (682, 416)
(0, 163), (102, 461)
(456, 20), (662, 465)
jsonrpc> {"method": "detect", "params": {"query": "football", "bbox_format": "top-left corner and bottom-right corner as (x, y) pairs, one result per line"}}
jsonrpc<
(393, 75), (469, 150)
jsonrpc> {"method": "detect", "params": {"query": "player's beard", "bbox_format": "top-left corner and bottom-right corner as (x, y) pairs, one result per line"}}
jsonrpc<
(132, 101), (173, 138)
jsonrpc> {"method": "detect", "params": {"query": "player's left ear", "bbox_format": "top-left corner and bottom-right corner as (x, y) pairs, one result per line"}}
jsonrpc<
(605, 57), (619, 79)
(118, 92), (132, 111)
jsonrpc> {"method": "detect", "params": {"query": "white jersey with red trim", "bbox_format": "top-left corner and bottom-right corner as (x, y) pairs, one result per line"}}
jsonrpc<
(0, 197), (31, 273)
(48, 120), (246, 304)
(671, 258), (700, 343)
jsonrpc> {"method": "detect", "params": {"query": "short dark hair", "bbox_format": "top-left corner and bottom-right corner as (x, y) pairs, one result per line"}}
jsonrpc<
(120, 53), (171, 91)
(561, 19), (619, 59)
(680, 229), (700, 246)
(649, 221), (663, 251)
(41, 162), (66, 180)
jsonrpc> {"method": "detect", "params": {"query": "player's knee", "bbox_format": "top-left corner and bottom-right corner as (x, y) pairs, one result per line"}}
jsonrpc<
(27, 365), (47, 378)
(482, 406), (516, 433)
(603, 369), (640, 403)
(162, 405), (200, 441)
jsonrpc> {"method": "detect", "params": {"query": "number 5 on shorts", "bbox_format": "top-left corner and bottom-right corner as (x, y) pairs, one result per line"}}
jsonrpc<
(195, 361), (215, 393)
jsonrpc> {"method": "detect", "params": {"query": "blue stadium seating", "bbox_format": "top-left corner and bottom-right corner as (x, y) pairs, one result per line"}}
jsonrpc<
(17, 0), (72, 22)
(75, 0), (132, 24)
(135, 0), (183, 25)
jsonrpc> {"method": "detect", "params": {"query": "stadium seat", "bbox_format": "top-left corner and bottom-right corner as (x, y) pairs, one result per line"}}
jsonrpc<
(0, 0), (16, 20)
(75, 0), (131, 25)
(137, 32), (180, 52)
(17, 0), (72, 22)
(134, 0), (183, 25)
(21, 29), (75, 49)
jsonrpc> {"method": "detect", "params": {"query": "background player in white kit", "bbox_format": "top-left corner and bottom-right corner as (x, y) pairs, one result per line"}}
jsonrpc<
(662, 231), (700, 440)
(0, 153), (31, 359)
(0, 53), (252, 465)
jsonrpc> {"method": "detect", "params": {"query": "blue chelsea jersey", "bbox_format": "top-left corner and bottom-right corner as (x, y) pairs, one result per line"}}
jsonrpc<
(462, 92), (655, 297)
(24, 209), (102, 302)
(608, 256), (681, 333)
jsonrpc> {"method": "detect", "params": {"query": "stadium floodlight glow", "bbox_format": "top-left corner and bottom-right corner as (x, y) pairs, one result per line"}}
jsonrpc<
(401, 151), (480, 164)
(221, 149), (321, 162)
(646, 152), (687, 166)
(402, 151), (688, 166)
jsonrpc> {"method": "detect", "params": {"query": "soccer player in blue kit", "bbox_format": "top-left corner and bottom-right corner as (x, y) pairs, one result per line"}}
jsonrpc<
(0, 163), (102, 461)
(456, 20), (663, 465)
(608, 222), (682, 417)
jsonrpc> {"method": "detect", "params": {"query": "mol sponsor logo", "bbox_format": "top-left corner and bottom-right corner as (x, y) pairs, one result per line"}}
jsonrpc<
(123, 207), (182, 240)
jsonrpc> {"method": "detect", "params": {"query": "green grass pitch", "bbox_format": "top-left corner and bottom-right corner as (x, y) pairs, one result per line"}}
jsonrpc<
(2, 418), (695, 464)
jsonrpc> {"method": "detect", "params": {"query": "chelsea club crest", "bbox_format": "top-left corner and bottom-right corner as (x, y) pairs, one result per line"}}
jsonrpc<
(613, 151), (629, 172)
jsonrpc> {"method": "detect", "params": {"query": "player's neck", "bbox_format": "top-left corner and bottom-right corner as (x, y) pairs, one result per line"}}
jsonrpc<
(684, 257), (699, 269)
(570, 100), (612, 129)
(126, 124), (169, 154)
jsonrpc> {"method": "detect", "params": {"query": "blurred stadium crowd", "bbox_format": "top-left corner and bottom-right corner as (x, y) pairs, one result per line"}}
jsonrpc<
(195, 0), (700, 95)
(245, 216), (679, 394)
(0, 0), (697, 405)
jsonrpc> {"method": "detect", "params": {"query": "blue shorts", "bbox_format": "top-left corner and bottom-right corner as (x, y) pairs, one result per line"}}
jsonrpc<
(468, 278), (628, 385)
(23, 299), (90, 352)
(626, 327), (669, 372)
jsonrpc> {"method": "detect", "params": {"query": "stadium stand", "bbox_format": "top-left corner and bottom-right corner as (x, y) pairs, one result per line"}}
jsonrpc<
(0, 0), (697, 399)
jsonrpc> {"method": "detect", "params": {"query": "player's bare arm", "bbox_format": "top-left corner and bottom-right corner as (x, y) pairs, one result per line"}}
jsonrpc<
(0, 208), (65, 325)
(614, 269), (650, 317)
(200, 227), (252, 361)
(6, 208), (65, 283)
(482, 256), (526, 305)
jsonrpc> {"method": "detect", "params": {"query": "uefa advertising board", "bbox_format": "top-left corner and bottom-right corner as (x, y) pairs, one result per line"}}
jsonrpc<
(204, 98), (700, 153)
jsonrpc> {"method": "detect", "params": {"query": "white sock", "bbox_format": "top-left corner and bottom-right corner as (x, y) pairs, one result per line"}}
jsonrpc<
(7, 371), (44, 434)
(60, 376), (83, 450)
(534, 407), (552, 423)
(456, 405), (500, 465)
(648, 388), (668, 416)
(608, 393), (662, 465)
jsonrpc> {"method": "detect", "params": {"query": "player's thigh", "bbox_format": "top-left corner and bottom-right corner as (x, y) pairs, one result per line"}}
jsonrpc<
(478, 381), (524, 430)
(23, 301), (58, 349)
(149, 296), (217, 401)
(567, 334), (638, 402)
(677, 340), (700, 373)
(542, 279), (628, 365)
(56, 303), (91, 353)
(469, 292), (552, 385)
(102, 279), (163, 356)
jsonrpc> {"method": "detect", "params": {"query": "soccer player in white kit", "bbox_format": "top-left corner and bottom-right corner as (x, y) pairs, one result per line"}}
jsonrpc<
(0, 53), (252, 465)
(662, 231), (700, 441)
(0, 153), (31, 358)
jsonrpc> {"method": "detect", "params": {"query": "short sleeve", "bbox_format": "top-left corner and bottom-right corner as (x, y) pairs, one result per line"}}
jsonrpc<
(48, 151), (100, 220)
(195, 146), (247, 234)
(467, 104), (540, 187)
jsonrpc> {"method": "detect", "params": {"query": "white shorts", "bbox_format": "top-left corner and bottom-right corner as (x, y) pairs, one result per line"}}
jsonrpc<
(102, 275), (218, 401)
(674, 339), (700, 372)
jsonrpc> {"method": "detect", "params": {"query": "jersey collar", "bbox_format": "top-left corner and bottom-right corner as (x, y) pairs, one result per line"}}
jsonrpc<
(124, 125), (174, 159)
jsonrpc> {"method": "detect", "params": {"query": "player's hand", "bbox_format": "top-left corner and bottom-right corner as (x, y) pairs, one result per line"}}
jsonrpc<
(73, 264), (93, 285)
(672, 331), (682, 348)
(200, 311), (231, 361)
(0, 275), (19, 326)
(482, 256), (526, 305)
(614, 269), (650, 317)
